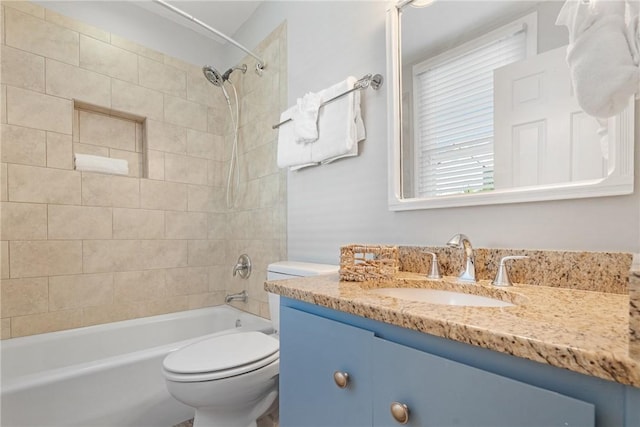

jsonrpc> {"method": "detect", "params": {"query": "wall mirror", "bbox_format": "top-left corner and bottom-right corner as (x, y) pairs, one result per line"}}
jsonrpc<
(387, 0), (635, 210)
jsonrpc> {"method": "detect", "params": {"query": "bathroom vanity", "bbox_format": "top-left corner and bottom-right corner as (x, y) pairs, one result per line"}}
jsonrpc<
(266, 255), (640, 427)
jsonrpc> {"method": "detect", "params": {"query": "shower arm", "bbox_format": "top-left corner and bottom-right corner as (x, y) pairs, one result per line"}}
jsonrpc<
(152, 0), (266, 74)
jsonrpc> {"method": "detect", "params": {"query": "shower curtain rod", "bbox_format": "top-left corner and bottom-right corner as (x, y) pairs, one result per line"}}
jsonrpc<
(152, 0), (266, 72)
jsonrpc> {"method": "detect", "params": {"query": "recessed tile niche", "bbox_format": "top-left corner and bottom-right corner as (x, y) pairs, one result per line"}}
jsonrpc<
(72, 101), (146, 178)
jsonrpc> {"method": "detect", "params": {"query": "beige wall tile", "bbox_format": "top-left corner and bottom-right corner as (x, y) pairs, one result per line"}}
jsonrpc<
(139, 57), (186, 98)
(49, 273), (114, 311)
(1, 241), (9, 279)
(165, 266), (208, 296)
(1, 163), (7, 202)
(8, 164), (80, 204)
(164, 94), (208, 132)
(187, 129), (223, 160)
(207, 160), (226, 188)
(165, 211), (208, 239)
(45, 59), (111, 106)
(44, 9), (110, 42)
(0, 124), (46, 166)
(6, 86), (73, 134)
(147, 150), (165, 180)
(83, 240), (188, 273)
(48, 205), (112, 239)
(188, 240), (225, 267)
(113, 208), (164, 239)
(1, 318), (10, 339)
(187, 69), (226, 109)
(82, 173), (139, 208)
(78, 111), (136, 151)
(135, 122), (143, 152)
(10, 240), (82, 278)
(208, 213), (230, 240)
(79, 35), (137, 83)
(140, 179), (187, 211)
(0, 45), (45, 92)
(207, 106), (227, 135)
(0, 202), (47, 240)
(245, 142), (278, 181)
(208, 265), (227, 291)
(3, 2), (44, 18)
(162, 56), (195, 73)
(47, 132), (73, 169)
(0, 277), (48, 317)
(114, 269), (166, 302)
(145, 119), (186, 154)
(1, 85), (7, 124)
(140, 296), (188, 318)
(165, 153), (208, 185)
(11, 309), (83, 337)
(4, 8), (78, 65)
(187, 184), (215, 213)
(110, 34), (163, 62)
(82, 301), (143, 327)
(111, 79), (163, 121)
(73, 142), (109, 157)
(187, 292), (225, 309)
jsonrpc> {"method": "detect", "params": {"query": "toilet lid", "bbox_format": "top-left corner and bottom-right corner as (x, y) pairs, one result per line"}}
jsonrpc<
(163, 331), (279, 376)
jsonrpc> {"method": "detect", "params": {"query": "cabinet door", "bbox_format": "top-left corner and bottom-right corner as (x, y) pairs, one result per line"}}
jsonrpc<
(372, 337), (595, 427)
(279, 306), (374, 427)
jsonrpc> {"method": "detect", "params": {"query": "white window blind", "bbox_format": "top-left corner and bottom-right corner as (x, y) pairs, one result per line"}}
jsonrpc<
(413, 26), (528, 197)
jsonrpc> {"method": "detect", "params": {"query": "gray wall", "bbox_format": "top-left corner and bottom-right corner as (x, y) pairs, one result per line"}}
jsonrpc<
(34, 1), (640, 264)
(230, 1), (640, 264)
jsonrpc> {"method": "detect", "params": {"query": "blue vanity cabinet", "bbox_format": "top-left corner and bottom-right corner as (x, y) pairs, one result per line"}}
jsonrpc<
(279, 305), (374, 427)
(371, 336), (595, 426)
(279, 300), (629, 426)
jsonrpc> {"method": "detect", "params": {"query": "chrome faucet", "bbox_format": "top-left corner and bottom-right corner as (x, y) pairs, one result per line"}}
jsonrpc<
(225, 290), (248, 303)
(233, 254), (252, 279)
(446, 234), (476, 283)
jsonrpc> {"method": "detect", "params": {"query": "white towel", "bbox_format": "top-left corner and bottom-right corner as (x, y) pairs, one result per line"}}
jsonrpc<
(74, 153), (129, 176)
(293, 92), (322, 143)
(312, 76), (366, 163)
(276, 106), (317, 169)
(557, 0), (639, 118)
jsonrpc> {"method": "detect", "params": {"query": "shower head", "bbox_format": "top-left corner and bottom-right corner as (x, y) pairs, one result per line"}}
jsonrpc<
(221, 64), (248, 82)
(202, 65), (224, 87)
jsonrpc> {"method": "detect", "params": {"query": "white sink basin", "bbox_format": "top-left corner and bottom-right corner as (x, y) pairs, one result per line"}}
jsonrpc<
(368, 288), (515, 307)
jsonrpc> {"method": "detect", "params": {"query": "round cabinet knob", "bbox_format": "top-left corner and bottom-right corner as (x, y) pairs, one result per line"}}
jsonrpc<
(390, 402), (410, 424)
(333, 371), (349, 388)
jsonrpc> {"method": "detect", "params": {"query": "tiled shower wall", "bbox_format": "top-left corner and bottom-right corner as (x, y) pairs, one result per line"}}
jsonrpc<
(0, 2), (287, 338)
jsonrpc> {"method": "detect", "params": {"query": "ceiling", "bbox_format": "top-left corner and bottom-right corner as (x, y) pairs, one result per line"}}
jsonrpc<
(134, 1), (263, 45)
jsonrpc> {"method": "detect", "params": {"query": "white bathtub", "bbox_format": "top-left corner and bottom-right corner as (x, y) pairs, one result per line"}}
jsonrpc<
(1, 306), (273, 427)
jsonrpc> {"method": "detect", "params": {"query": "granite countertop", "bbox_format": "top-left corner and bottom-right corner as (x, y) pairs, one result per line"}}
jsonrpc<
(265, 272), (640, 387)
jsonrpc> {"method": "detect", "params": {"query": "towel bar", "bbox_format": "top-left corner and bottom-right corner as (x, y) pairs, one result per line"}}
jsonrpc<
(272, 73), (383, 130)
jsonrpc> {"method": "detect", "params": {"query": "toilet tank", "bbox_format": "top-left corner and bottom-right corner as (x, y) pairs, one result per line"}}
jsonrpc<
(267, 261), (338, 333)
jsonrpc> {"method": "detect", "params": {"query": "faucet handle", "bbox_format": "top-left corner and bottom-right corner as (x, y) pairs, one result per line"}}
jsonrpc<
(492, 256), (528, 287)
(423, 252), (441, 280)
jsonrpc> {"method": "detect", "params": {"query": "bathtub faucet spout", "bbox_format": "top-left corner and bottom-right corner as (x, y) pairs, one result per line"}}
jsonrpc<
(225, 290), (248, 303)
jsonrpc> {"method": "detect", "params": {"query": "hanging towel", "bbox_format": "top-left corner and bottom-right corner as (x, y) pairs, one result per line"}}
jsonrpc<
(311, 76), (366, 163)
(321, 90), (365, 164)
(293, 91), (323, 143)
(74, 153), (129, 176)
(556, 0), (639, 118)
(276, 105), (318, 170)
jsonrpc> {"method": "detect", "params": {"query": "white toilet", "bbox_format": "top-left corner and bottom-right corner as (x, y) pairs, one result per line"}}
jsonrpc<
(162, 261), (338, 427)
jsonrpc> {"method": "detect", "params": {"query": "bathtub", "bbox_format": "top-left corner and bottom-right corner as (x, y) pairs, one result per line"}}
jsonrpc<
(1, 306), (273, 427)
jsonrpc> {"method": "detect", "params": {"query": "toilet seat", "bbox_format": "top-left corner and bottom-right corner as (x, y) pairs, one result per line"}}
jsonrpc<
(163, 331), (279, 382)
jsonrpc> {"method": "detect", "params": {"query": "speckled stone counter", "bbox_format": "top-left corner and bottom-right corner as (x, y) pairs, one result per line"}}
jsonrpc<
(265, 272), (640, 387)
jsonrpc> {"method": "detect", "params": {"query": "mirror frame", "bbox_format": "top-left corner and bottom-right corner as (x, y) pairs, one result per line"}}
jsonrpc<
(386, 3), (635, 211)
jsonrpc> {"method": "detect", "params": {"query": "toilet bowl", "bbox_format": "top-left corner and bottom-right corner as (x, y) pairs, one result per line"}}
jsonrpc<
(162, 261), (338, 427)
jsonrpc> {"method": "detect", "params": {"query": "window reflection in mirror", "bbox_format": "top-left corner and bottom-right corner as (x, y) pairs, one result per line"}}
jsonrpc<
(392, 0), (634, 208)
